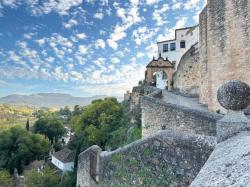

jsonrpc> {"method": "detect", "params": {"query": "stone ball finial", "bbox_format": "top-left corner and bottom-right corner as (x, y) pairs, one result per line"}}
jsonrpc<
(217, 80), (250, 111)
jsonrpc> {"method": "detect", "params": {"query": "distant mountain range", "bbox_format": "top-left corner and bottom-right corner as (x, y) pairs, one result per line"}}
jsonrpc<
(0, 93), (111, 108)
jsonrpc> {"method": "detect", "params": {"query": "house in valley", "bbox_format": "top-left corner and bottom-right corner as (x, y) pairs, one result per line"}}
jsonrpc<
(51, 148), (75, 172)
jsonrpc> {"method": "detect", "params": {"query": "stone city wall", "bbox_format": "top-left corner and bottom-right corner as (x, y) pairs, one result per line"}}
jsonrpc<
(77, 130), (216, 187)
(199, 6), (209, 105)
(173, 42), (200, 97)
(129, 86), (162, 123)
(199, 0), (250, 112)
(141, 96), (221, 138)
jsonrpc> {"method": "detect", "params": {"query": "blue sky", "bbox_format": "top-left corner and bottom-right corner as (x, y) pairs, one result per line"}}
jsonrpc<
(0, 0), (206, 97)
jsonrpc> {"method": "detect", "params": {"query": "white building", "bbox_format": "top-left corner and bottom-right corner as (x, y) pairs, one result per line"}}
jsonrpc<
(51, 148), (75, 173)
(157, 25), (199, 69)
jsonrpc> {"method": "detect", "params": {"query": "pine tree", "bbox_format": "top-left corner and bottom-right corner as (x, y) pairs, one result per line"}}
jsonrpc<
(26, 118), (30, 131)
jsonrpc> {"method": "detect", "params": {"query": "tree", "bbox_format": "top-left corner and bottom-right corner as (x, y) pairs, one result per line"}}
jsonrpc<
(0, 127), (50, 173)
(34, 117), (66, 143)
(0, 170), (13, 187)
(74, 97), (123, 150)
(73, 105), (84, 116)
(25, 166), (60, 187)
(26, 118), (30, 131)
(59, 106), (71, 117)
(69, 115), (81, 132)
(57, 171), (76, 187)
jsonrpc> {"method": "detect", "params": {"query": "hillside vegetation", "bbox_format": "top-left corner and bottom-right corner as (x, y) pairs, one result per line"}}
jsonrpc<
(0, 104), (35, 130)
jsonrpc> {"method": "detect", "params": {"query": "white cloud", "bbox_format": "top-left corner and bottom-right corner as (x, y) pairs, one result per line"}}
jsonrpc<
(79, 45), (88, 55)
(76, 33), (87, 40)
(111, 57), (120, 64)
(94, 57), (106, 68)
(76, 62), (146, 96)
(107, 0), (142, 50)
(136, 52), (144, 58)
(8, 51), (21, 62)
(75, 55), (87, 65)
(152, 4), (170, 26)
(146, 0), (158, 5)
(92, 70), (102, 80)
(175, 16), (188, 29)
(132, 26), (157, 45)
(53, 66), (69, 82)
(157, 17), (188, 42)
(33, 0), (83, 16)
(95, 39), (106, 49)
(172, 1), (182, 10)
(35, 38), (46, 46)
(184, 0), (200, 10)
(94, 12), (104, 20)
(107, 39), (118, 50)
(46, 57), (55, 63)
(24, 32), (36, 39)
(63, 19), (78, 29)
(2, 0), (17, 7)
(145, 42), (158, 58)
(70, 70), (83, 81)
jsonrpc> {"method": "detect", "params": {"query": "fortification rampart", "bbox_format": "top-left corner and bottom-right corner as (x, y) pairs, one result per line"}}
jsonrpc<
(141, 95), (221, 138)
(77, 130), (216, 187)
(173, 43), (200, 97)
(199, 0), (250, 112)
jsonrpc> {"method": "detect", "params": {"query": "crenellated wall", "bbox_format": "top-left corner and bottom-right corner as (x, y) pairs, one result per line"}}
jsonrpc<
(77, 130), (216, 187)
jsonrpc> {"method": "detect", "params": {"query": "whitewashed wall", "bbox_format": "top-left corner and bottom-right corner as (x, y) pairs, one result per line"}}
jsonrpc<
(157, 26), (199, 69)
(51, 156), (74, 172)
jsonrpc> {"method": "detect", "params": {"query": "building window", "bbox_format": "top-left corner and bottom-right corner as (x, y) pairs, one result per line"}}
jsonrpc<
(170, 43), (176, 51)
(162, 71), (168, 80)
(180, 41), (186, 48)
(163, 44), (168, 52)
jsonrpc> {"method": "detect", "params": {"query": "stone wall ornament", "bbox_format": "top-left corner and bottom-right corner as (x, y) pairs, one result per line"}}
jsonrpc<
(217, 80), (250, 111)
(216, 80), (250, 143)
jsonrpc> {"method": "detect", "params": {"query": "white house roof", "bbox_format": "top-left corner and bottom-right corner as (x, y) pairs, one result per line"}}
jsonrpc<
(52, 148), (75, 163)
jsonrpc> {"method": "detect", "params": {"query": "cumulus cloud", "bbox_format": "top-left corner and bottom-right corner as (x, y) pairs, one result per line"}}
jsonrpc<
(1, 0), (17, 8)
(76, 33), (87, 40)
(107, 0), (142, 50)
(95, 39), (106, 49)
(53, 66), (69, 82)
(111, 57), (120, 64)
(172, 0), (182, 10)
(79, 45), (88, 55)
(32, 0), (83, 16)
(157, 16), (188, 42)
(63, 19), (78, 29)
(184, 0), (200, 10)
(94, 12), (104, 20)
(146, 0), (158, 5)
(132, 26), (157, 45)
(35, 38), (46, 46)
(152, 4), (170, 26)
(76, 62), (146, 96)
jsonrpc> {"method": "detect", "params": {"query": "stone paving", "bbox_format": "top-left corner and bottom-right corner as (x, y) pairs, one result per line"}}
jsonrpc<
(161, 90), (250, 119)
(161, 90), (209, 112)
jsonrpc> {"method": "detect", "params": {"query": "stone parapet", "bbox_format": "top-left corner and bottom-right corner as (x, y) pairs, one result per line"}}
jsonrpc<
(77, 130), (216, 187)
(141, 95), (221, 138)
